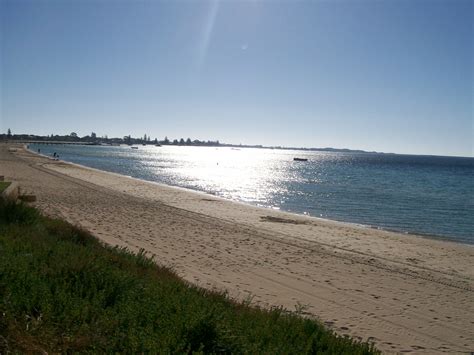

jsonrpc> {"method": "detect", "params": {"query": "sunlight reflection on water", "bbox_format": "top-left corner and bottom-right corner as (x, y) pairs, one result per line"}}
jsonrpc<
(141, 146), (302, 206)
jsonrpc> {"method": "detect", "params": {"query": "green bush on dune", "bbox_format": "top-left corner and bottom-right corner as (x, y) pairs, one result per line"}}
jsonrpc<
(0, 200), (379, 354)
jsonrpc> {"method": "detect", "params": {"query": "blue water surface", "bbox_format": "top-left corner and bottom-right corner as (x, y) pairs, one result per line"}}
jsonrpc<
(30, 144), (474, 244)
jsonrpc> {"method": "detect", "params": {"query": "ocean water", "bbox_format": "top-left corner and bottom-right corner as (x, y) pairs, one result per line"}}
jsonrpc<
(29, 144), (474, 244)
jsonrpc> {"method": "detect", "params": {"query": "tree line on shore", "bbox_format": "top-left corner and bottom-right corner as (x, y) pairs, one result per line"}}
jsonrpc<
(1, 129), (221, 147)
(2, 128), (373, 153)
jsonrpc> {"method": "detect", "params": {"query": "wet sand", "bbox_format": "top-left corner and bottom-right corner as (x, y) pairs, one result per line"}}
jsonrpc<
(1, 143), (473, 354)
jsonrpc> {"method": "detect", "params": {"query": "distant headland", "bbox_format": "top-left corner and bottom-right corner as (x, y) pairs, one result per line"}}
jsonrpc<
(0, 129), (380, 154)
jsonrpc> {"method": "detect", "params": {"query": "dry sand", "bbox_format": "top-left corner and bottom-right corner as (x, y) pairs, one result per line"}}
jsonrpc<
(1, 143), (473, 354)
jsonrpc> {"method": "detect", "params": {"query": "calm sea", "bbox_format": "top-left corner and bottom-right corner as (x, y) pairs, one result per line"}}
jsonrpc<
(29, 144), (474, 244)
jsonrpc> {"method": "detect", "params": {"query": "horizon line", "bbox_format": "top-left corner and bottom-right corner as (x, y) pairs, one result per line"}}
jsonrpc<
(3, 131), (473, 159)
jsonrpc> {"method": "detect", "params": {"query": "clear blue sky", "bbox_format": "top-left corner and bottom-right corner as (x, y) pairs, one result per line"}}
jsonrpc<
(1, 0), (472, 156)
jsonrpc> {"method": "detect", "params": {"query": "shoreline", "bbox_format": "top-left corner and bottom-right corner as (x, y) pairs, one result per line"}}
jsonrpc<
(3, 143), (474, 354)
(10, 138), (474, 159)
(25, 144), (472, 247)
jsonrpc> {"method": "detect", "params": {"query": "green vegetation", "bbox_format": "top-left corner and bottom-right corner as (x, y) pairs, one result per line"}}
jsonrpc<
(0, 181), (11, 193)
(0, 200), (379, 354)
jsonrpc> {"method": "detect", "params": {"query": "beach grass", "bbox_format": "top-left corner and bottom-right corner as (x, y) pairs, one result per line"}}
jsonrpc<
(0, 200), (379, 354)
(0, 181), (11, 193)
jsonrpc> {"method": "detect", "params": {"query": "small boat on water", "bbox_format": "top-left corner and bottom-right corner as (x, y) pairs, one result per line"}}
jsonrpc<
(131, 146), (139, 149)
(293, 157), (308, 162)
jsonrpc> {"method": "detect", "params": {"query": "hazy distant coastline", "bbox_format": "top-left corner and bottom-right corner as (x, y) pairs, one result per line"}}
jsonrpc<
(0, 131), (425, 156)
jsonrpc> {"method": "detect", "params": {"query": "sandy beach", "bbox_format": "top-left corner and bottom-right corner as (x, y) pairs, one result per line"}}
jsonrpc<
(1, 143), (473, 354)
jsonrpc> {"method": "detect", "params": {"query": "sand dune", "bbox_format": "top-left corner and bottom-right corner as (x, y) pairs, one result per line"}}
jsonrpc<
(1, 143), (473, 354)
